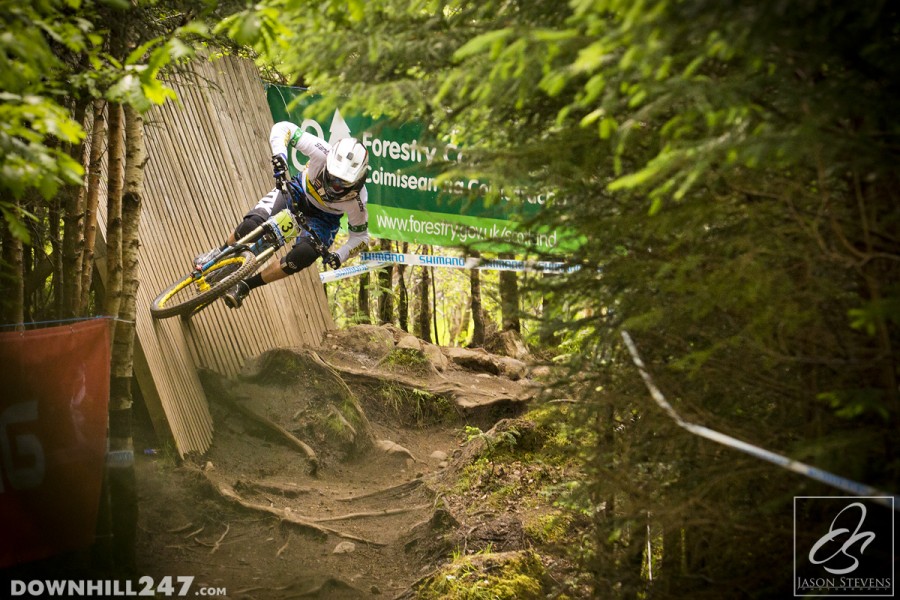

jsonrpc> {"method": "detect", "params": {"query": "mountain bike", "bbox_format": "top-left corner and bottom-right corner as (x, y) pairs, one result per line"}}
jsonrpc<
(149, 175), (330, 320)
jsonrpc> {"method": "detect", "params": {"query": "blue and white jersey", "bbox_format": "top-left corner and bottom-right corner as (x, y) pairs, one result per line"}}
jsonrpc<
(270, 121), (369, 263)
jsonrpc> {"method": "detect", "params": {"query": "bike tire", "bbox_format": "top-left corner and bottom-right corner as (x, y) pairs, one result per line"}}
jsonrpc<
(149, 250), (260, 319)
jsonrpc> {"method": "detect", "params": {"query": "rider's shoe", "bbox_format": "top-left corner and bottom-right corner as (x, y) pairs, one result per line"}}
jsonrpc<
(193, 247), (220, 270)
(223, 281), (250, 309)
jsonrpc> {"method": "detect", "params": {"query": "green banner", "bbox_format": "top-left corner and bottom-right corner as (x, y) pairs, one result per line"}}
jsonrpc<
(266, 84), (568, 253)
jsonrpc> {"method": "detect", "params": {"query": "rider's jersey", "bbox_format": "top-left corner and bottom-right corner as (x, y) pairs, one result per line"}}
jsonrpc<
(270, 121), (369, 263)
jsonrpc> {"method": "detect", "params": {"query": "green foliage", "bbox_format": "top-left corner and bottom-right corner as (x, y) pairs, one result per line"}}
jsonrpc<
(463, 424), (484, 443)
(0, 2), (91, 241)
(376, 382), (455, 426)
(415, 550), (545, 600)
(522, 512), (572, 545)
(817, 389), (891, 422)
(0, 1), (209, 246)
(382, 347), (431, 374)
(451, 455), (492, 496)
(463, 424), (520, 470)
(213, 4), (288, 53)
(229, 0), (898, 596)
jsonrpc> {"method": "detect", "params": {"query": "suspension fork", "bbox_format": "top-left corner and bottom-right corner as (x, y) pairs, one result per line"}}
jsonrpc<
(225, 223), (276, 267)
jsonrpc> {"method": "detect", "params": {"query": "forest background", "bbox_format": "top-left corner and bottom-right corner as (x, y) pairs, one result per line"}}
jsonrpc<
(1, 0), (898, 597)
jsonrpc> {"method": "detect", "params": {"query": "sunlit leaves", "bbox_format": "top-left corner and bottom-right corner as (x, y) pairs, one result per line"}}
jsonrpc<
(108, 69), (174, 112)
(0, 0), (202, 242)
(453, 28), (513, 60)
(818, 390), (890, 421)
(214, 5), (289, 54)
(848, 298), (900, 337)
(0, 2), (91, 239)
(225, 2), (899, 593)
(106, 35), (192, 112)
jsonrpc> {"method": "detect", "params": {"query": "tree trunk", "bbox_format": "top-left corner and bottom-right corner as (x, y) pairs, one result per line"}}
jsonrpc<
(499, 253), (520, 332)
(376, 238), (393, 325)
(431, 266), (440, 345)
(397, 242), (409, 332)
(60, 98), (90, 318)
(416, 248), (432, 343)
(661, 524), (685, 595)
(106, 104), (145, 576)
(48, 198), (63, 319)
(22, 226), (33, 324)
(452, 299), (471, 346)
(356, 271), (371, 324)
(0, 204), (25, 328)
(80, 99), (107, 314)
(21, 193), (50, 321)
(538, 273), (558, 346)
(104, 102), (125, 335)
(469, 250), (485, 347)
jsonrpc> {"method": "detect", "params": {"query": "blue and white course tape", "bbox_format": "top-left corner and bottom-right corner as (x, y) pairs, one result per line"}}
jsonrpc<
(621, 330), (899, 511)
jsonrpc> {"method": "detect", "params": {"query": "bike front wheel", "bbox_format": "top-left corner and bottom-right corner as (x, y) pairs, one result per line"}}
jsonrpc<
(149, 250), (260, 319)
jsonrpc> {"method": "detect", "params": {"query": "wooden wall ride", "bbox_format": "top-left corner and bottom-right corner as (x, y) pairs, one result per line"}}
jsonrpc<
(100, 56), (334, 457)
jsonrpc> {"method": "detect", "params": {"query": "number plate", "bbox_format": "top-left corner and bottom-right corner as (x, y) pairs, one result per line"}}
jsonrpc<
(270, 209), (300, 244)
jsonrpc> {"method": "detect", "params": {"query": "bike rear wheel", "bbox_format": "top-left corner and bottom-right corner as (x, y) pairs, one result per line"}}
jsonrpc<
(149, 250), (260, 319)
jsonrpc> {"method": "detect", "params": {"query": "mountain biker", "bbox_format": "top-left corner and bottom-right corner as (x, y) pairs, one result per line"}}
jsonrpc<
(196, 121), (370, 309)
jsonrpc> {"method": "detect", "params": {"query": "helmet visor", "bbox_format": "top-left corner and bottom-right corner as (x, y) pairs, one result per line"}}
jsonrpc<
(323, 169), (351, 197)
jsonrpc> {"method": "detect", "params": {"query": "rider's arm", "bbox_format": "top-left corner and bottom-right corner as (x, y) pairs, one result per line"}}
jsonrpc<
(334, 187), (370, 264)
(269, 122), (329, 161)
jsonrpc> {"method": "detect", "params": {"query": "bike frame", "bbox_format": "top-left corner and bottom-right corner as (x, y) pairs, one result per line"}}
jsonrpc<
(191, 173), (331, 277)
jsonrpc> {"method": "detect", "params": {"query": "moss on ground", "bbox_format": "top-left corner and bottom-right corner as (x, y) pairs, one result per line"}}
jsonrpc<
(383, 347), (433, 375)
(415, 550), (546, 600)
(375, 381), (457, 427)
(523, 511), (574, 545)
(436, 403), (593, 597)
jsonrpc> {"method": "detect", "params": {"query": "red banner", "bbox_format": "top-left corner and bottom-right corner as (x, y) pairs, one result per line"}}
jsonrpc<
(0, 319), (110, 567)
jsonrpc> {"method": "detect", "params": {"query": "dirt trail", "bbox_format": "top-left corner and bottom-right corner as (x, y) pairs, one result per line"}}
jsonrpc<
(134, 326), (537, 599)
(136, 428), (453, 598)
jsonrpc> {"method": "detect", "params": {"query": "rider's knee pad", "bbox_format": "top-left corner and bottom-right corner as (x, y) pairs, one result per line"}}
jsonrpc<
(281, 239), (319, 274)
(234, 212), (267, 239)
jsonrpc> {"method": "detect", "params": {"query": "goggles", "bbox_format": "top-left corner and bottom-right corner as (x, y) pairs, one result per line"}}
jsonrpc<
(322, 169), (351, 197)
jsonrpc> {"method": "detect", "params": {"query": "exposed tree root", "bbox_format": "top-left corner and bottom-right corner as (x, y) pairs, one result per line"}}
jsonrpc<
(334, 478), (425, 502)
(282, 577), (363, 599)
(234, 576), (361, 599)
(224, 394), (319, 474)
(194, 467), (385, 546)
(200, 367), (319, 473)
(234, 478), (315, 498)
(317, 353), (530, 408)
(209, 523), (230, 554)
(312, 504), (431, 523)
(184, 526), (204, 539)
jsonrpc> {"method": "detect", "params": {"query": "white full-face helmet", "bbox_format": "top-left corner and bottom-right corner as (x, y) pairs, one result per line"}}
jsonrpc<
(320, 137), (368, 201)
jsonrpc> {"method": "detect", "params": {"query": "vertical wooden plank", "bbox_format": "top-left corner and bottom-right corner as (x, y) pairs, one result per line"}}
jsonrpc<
(93, 55), (334, 457)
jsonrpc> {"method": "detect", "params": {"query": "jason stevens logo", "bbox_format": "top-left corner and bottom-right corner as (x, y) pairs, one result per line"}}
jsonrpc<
(794, 497), (895, 597)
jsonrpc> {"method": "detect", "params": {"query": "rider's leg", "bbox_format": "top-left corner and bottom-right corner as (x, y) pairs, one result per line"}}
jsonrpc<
(222, 246), (304, 310)
(242, 238), (318, 290)
(223, 212), (339, 309)
(250, 210), (342, 288)
(195, 188), (285, 267)
(234, 187), (288, 240)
